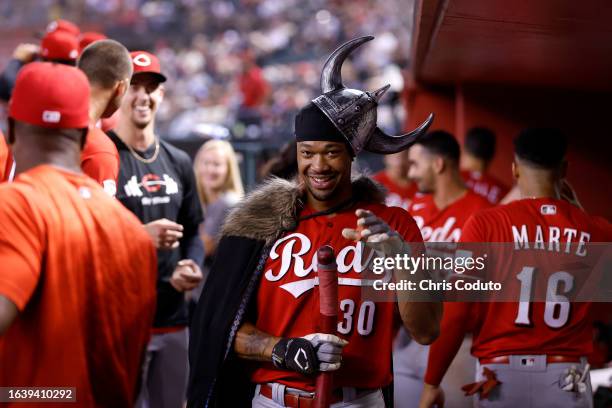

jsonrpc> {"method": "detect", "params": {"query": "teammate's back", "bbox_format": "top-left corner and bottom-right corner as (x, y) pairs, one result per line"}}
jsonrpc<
(0, 165), (157, 407)
(462, 197), (609, 359)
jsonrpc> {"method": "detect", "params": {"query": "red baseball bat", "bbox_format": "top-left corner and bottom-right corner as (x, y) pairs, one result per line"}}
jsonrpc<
(314, 245), (339, 408)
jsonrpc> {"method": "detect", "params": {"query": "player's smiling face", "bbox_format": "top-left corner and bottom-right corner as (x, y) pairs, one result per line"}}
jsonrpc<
(297, 141), (352, 208)
(407, 144), (436, 193)
(122, 73), (164, 129)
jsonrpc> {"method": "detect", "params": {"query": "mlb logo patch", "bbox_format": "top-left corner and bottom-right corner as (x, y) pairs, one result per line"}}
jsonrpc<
(540, 205), (556, 215)
(42, 110), (61, 123)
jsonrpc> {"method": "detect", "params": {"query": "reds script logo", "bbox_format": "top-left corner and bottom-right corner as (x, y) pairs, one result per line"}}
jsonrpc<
(412, 216), (461, 242)
(265, 233), (391, 298)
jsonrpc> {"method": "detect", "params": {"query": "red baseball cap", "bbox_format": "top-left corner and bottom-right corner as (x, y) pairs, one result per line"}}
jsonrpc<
(46, 19), (80, 37)
(130, 51), (166, 82)
(79, 31), (107, 54)
(41, 31), (79, 62)
(9, 62), (90, 129)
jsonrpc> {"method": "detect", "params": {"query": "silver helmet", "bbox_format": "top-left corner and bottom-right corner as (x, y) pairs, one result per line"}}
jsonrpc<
(311, 36), (434, 155)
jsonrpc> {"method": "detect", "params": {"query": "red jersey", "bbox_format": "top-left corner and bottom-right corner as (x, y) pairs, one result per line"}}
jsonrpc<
(252, 202), (423, 390)
(408, 190), (491, 242)
(0, 165), (157, 407)
(81, 127), (120, 195)
(372, 171), (417, 210)
(461, 170), (509, 205)
(460, 198), (611, 359)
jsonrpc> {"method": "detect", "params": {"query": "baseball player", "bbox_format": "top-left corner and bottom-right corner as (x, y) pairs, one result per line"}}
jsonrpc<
(460, 127), (509, 205)
(77, 39), (133, 195)
(419, 128), (611, 408)
(372, 150), (417, 210)
(109, 51), (204, 408)
(188, 36), (440, 408)
(395, 130), (492, 407)
(0, 62), (157, 406)
(407, 130), (492, 243)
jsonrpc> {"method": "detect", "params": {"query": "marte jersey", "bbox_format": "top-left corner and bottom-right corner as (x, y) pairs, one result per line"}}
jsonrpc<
(460, 198), (612, 358)
(461, 170), (509, 205)
(408, 190), (491, 243)
(109, 131), (203, 328)
(251, 202), (423, 391)
(372, 171), (417, 210)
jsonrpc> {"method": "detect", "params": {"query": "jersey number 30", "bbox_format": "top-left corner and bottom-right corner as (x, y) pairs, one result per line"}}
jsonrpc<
(337, 299), (375, 336)
(514, 266), (574, 328)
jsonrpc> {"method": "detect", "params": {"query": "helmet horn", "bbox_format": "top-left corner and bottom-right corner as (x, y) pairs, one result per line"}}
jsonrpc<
(320, 36), (374, 93)
(364, 113), (434, 154)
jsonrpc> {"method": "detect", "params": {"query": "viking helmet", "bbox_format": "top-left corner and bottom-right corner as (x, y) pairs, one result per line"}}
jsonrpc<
(311, 36), (434, 155)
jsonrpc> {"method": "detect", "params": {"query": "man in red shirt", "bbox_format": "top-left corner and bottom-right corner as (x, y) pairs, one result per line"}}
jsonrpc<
(188, 36), (439, 408)
(373, 150), (418, 210)
(77, 39), (132, 195)
(397, 130), (491, 407)
(419, 128), (610, 408)
(407, 130), (491, 243)
(460, 127), (509, 205)
(0, 62), (157, 407)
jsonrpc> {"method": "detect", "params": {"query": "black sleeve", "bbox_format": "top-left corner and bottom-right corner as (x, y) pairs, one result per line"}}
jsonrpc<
(177, 153), (205, 265)
(0, 59), (24, 102)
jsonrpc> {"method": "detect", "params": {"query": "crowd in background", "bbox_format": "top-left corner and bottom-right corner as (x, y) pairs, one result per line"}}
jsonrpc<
(0, 0), (414, 142)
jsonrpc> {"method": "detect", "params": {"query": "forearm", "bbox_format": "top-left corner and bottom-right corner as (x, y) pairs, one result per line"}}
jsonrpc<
(181, 230), (205, 266)
(396, 266), (442, 345)
(234, 322), (280, 362)
(0, 295), (19, 335)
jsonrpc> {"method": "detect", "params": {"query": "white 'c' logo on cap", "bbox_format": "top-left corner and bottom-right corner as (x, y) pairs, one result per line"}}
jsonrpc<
(133, 54), (152, 67)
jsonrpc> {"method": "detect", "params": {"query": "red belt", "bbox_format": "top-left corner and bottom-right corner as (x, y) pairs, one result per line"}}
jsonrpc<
(479, 355), (581, 365)
(259, 384), (342, 408)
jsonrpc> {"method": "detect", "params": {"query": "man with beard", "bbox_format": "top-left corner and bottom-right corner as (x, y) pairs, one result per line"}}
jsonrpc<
(77, 39), (132, 195)
(108, 51), (204, 408)
(188, 36), (440, 408)
(394, 130), (491, 408)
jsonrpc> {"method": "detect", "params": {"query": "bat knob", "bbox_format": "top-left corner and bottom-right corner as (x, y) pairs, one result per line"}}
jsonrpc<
(317, 245), (335, 265)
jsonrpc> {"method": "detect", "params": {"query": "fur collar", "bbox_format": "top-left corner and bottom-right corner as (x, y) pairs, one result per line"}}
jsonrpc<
(221, 175), (386, 244)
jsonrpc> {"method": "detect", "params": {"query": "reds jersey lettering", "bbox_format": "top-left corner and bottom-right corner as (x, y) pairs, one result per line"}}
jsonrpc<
(408, 190), (491, 243)
(252, 202), (423, 391)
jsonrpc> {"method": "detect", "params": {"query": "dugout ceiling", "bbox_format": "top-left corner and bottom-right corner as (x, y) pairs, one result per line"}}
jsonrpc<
(411, 0), (612, 91)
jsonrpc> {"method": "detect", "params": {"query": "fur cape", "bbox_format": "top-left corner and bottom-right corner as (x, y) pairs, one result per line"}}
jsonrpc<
(222, 175), (386, 243)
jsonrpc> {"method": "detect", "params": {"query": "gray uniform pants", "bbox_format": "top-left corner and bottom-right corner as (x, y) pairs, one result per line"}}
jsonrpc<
(252, 384), (386, 407)
(475, 356), (593, 408)
(135, 329), (189, 408)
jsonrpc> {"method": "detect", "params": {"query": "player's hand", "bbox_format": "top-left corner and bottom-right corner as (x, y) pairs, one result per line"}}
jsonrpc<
(271, 334), (348, 375)
(13, 43), (39, 63)
(170, 259), (203, 292)
(418, 383), (445, 408)
(342, 209), (407, 256)
(144, 218), (183, 249)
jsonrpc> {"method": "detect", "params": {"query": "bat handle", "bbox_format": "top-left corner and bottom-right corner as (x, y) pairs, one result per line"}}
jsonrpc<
(314, 246), (338, 408)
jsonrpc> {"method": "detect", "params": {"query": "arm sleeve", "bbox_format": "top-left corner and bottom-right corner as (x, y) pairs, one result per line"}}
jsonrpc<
(424, 214), (486, 385)
(0, 187), (44, 310)
(424, 302), (473, 385)
(0, 59), (24, 102)
(177, 155), (205, 266)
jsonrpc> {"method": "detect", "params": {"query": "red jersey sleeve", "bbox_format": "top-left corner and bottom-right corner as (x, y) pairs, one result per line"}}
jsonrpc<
(424, 302), (474, 386)
(81, 152), (119, 184)
(0, 186), (44, 310)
